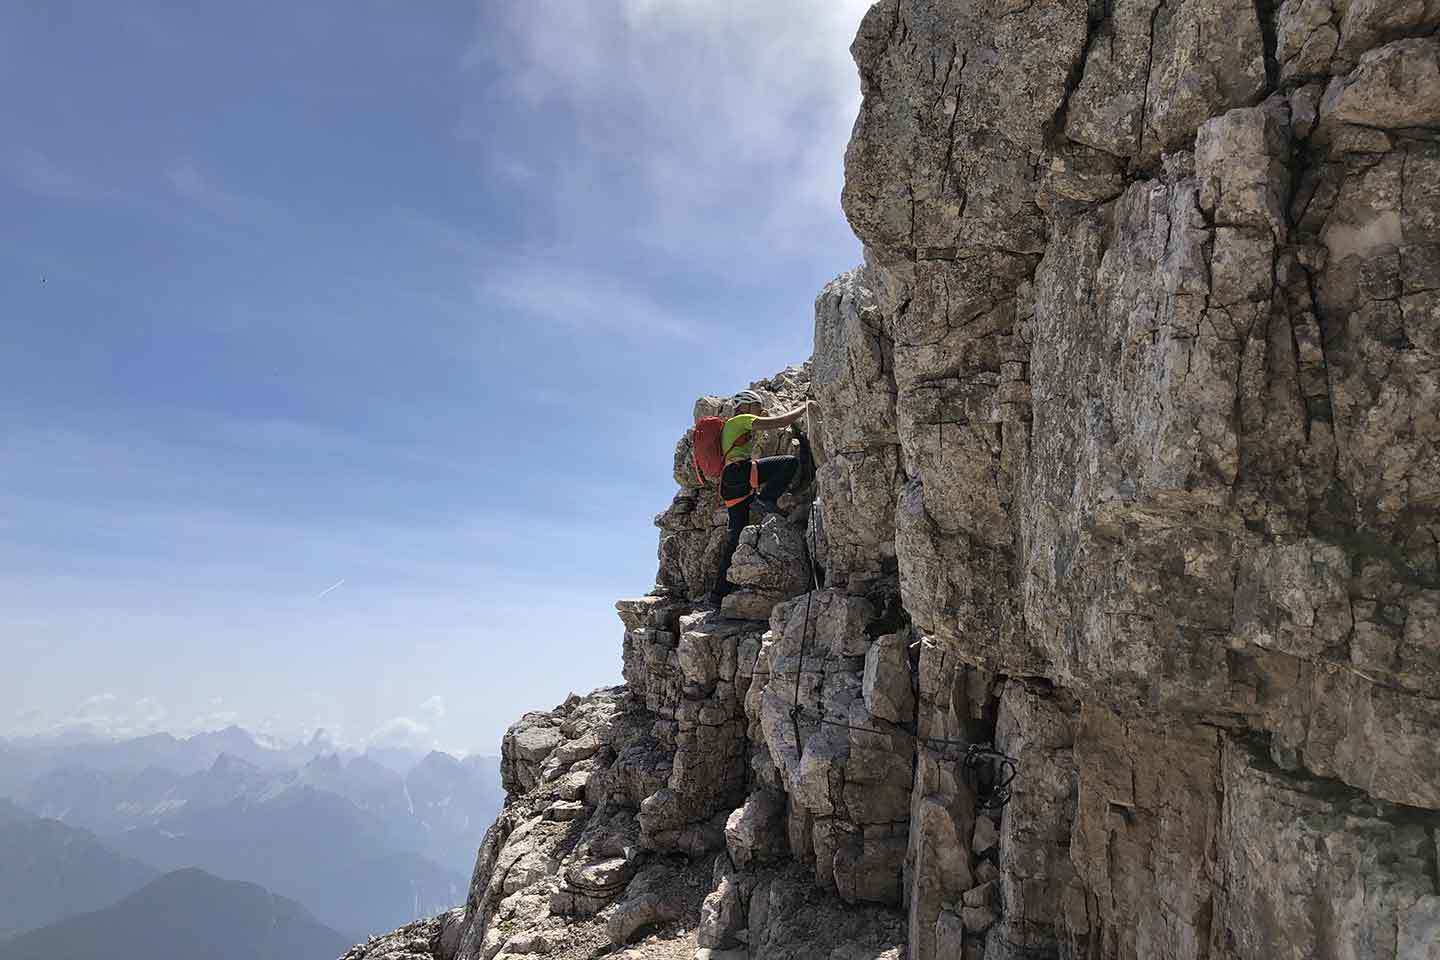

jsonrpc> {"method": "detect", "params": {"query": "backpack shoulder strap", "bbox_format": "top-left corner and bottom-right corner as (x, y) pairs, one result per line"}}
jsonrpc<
(721, 423), (752, 460)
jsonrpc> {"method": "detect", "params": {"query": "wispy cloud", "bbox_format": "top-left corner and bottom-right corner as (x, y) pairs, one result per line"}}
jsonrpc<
(384, 210), (711, 343)
(10, 147), (99, 201)
(54, 693), (170, 739)
(367, 697), (463, 755)
(165, 157), (281, 226)
(463, 0), (873, 256)
(479, 265), (706, 342)
(367, 715), (437, 752)
(190, 709), (240, 731)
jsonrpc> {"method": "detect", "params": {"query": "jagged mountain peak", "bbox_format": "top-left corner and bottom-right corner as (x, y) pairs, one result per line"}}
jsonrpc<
(208, 751), (260, 774)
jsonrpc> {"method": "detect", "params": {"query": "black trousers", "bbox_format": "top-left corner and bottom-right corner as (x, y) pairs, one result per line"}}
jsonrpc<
(714, 456), (799, 593)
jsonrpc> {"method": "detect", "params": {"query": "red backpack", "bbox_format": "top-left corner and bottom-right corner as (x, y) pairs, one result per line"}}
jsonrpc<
(692, 416), (750, 484)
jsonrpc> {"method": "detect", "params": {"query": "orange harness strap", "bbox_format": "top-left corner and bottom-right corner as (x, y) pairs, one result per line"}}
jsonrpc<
(721, 460), (761, 509)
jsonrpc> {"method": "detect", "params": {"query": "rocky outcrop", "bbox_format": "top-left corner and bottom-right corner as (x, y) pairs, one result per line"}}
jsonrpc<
(345, 3), (1440, 959)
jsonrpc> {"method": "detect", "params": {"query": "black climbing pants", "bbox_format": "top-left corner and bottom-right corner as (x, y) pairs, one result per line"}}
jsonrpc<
(714, 455), (799, 594)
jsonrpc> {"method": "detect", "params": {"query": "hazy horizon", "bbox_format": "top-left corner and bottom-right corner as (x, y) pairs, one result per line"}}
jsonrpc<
(0, 716), (499, 759)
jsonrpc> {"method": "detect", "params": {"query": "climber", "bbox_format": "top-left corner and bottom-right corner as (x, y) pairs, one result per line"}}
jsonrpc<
(708, 389), (813, 606)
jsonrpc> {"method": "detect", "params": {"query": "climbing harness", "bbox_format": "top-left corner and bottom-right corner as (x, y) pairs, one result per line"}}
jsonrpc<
(722, 458), (762, 509)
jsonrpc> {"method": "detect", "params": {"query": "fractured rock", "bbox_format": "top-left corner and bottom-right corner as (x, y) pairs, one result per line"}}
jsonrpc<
(725, 789), (789, 869)
(862, 631), (914, 724)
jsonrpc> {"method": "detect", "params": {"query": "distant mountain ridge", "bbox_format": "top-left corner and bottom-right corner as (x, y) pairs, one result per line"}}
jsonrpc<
(103, 785), (466, 937)
(0, 729), (501, 939)
(0, 868), (350, 960)
(0, 726), (347, 793)
(0, 808), (158, 940)
(15, 747), (501, 873)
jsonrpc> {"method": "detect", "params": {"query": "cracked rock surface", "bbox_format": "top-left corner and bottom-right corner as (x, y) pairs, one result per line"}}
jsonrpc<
(345, 2), (1440, 958)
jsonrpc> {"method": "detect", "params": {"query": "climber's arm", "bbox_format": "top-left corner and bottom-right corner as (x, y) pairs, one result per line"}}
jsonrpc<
(752, 402), (812, 432)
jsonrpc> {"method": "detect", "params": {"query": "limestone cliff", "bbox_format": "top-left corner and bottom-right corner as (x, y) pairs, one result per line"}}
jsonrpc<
(345, 3), (1440, 958)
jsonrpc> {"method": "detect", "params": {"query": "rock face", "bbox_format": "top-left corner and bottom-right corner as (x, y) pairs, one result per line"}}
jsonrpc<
(835, 1), (1440, 957)
(345, 4), (1440, 960)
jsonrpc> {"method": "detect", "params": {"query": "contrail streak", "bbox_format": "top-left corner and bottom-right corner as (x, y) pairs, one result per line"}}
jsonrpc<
(315, 578), (346, 599)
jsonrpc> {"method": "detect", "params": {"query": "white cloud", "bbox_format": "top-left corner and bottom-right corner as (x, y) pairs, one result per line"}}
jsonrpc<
(463, 0), (873, 255)
(367, 702), (469, 756)
(367, 716), (438, 753)
(190, 710), (240, 731)
(57, 694), (169, 739)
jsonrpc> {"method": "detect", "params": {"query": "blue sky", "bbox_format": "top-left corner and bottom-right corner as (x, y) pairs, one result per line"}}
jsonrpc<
(0, 0), (870, 755)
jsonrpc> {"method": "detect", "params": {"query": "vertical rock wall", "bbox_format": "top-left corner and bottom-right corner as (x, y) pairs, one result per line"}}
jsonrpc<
(838, 1), (1440, 957)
